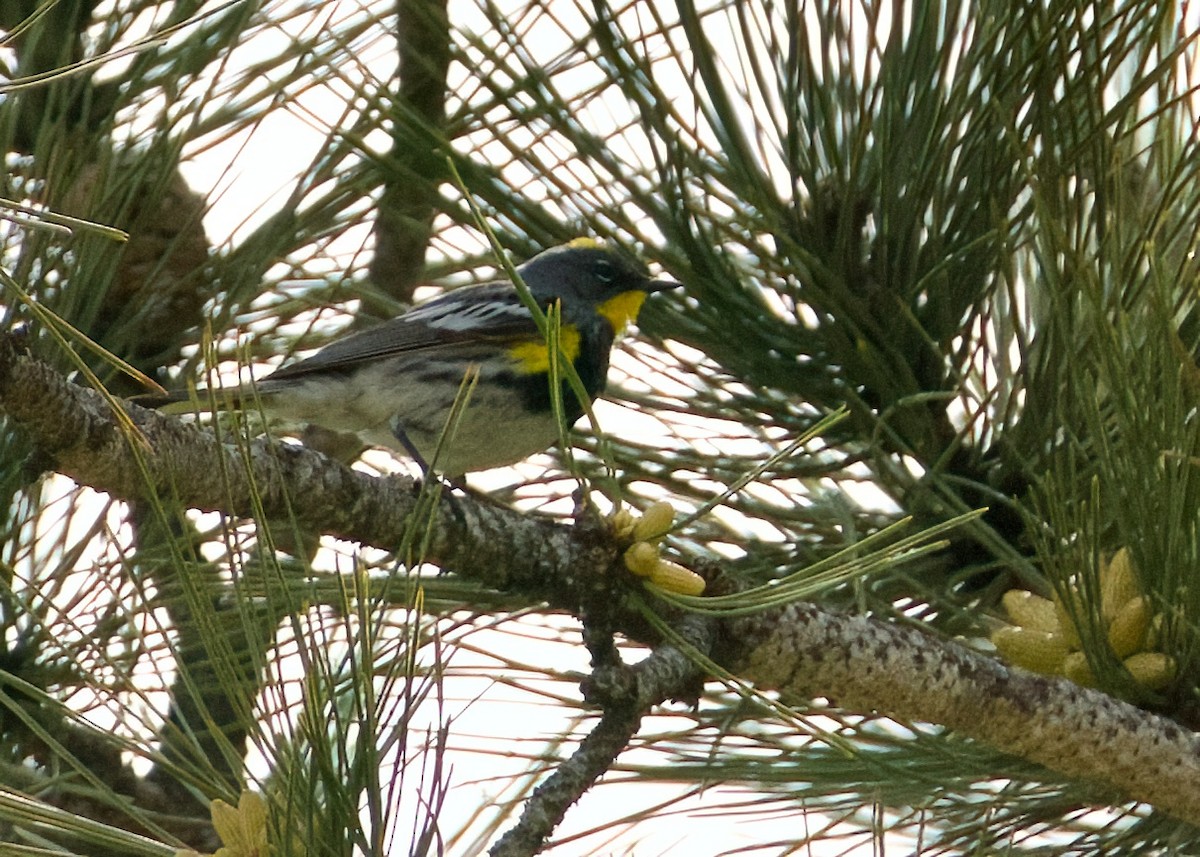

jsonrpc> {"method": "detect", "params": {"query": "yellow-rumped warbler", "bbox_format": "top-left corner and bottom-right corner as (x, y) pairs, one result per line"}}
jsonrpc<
(147, 239), (681, 476)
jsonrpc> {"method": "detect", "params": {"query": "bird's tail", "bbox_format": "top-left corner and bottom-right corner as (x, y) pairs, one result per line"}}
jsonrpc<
(132, 387), (245, 414)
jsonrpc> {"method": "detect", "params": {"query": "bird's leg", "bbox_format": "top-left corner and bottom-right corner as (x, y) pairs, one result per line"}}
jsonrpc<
(390, 420), (477, 492)
(390, 422), (433, 476)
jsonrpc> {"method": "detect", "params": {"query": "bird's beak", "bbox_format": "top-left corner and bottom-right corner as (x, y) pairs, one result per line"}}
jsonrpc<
(644, 278), (684, 293)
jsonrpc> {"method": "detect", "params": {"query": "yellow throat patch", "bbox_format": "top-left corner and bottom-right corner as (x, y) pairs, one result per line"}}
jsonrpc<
(597, 290), (648, 334)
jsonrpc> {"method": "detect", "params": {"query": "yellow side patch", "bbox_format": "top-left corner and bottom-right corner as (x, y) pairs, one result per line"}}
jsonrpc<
(507, 325), (582, 372)
(597, 291), (648, 334)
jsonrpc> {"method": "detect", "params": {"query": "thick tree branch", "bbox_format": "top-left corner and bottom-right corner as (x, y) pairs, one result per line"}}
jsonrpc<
(4, 340), (1200, 828)
(726, 602), (1200, 824)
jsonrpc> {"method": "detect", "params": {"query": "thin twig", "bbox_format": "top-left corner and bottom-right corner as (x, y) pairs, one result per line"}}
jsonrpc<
(490, 615), (714, 856)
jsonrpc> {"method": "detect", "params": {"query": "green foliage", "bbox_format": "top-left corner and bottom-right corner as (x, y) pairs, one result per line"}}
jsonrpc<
(2, 0), (1200, 853)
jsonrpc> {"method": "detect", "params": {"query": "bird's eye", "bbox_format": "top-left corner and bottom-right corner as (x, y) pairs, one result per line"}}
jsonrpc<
(593, 260), (616, 283)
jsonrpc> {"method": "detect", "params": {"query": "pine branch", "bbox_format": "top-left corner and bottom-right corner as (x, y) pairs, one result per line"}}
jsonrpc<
(491, 614), (714, 856)
(490, 706), (639, 857)
(4, 336), (1200, 832)
(367, 0), (453, 306)
(728, 602), (1200, 824)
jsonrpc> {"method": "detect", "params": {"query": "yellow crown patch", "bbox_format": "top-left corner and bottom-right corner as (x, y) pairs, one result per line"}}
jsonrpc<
(567, 237), (603, 250)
